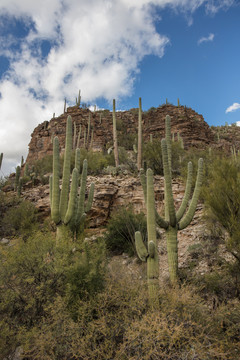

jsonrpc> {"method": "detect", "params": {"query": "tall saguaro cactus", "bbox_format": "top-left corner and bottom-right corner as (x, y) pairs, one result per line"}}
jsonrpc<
(137, 97), (142, 171)
(135, 168), (159, 306)
(137, 115), (203, 284)
(112, 99), (119, 167)
(50, 115), (94, 241)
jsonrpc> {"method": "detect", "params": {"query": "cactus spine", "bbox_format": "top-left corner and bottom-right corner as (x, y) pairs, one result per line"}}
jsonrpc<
(112, 99), (119, 167)
(137, 97), (142, 171)
(50, 115), (94, 240)
(139, 115), (203, 284)
(135, 168), (159, 306)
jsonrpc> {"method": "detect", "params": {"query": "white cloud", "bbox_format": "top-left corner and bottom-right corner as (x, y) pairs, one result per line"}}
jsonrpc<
(198, 33), (215, 45)
(0, 0), (235, 174)
(226, 103), (240, 113)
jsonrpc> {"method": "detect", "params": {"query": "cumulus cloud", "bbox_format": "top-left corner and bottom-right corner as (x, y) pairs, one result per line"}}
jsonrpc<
(0, 0), (235, 174)
(226, 102), (240, 113)
(198, 33), (215, 45)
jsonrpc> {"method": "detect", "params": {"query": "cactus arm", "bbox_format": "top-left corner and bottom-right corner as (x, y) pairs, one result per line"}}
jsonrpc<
(135, 231), (148, 262)
(112, 99), (119, 167)
(51, 137), (60, 224)
(140, 169), (147, 202)
(137, 97), (142, 170)
(165, 115), (172, 171)
(146, 169), (159, 276)
(178, 158), (203, 230)
(140, 169), (168, 229)
(73, 121), (77, 149)
(64, 168), (78, 225)
(85, 182), (94, 213)
(77, 159), (88, 220)
(75, 148), (81, 175)
(76, 125), (81, 149)
(59, 116), (72, 221)
(15, 166), (21, 191)
(176, 161), (193, 222)
(83, 127), (86, 149)
(49, 175), (53, 208)
(17, 177), (23, 197)
(161, 139), (176, 227)
(87, 114), (91, 147)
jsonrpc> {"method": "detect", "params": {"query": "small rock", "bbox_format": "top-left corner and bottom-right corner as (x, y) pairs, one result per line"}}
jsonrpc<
(1, 238), (9, 245)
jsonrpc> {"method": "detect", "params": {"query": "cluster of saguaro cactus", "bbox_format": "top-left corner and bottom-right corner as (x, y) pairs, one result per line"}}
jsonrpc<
(136, 115), (203, 291)
(50, 115), (94, 241)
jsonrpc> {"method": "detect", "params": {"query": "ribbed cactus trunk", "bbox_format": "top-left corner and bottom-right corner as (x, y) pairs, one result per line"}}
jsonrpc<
(135, 168), (159, 307)
(137, 97), (142, 171)
(59, 116), (72, 221)
(146, 169), (159, 306)
(166, 226), (178, 282)
(112, 99), (119, 167)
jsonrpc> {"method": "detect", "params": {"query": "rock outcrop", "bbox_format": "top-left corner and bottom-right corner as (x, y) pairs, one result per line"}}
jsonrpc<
(26, 104), (215, 165)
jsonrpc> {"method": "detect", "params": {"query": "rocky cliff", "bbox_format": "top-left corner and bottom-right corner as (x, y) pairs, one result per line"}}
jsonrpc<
(26, 104), (216, 165)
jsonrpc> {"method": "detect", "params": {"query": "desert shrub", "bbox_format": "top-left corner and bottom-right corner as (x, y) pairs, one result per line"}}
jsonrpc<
(143, 140), (184, 175)
(32, 155), (53, 177)
(118, 132), (137, 150)
(0, 233), (107, 357)
(19, 280), (240, 360)
(21, 277), (148, 360)
(117, 285), (240, 359)
(104, 206), (147, 256)
(1, 199), (38, 238)
(203, 157), (240, 274)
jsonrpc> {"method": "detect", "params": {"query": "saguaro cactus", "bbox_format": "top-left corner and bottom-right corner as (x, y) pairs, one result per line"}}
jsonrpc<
(137, 97), (142, 171)
(15, 166), (21, 191)
(135, 168), (159, 306)
(112, 99), (119, 167)
(50, 115), (94, 241)
(0, 153), (3, 169)
(138, 115), (203, 284)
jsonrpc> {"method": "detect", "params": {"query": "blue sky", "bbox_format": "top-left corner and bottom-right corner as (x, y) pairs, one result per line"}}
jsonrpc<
(0, 0), (239, 174)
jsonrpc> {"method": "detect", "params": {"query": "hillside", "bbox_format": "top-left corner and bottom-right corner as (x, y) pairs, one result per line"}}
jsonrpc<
(26, 104), (215, 165)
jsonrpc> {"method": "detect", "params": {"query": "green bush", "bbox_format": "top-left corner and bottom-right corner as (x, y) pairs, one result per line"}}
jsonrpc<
(104, 206), (147, 256)
(203, 157), (240, 272)
(0, 232), (106, 357)
(32, 155), (53, 177)
(1, 199), (38, 238)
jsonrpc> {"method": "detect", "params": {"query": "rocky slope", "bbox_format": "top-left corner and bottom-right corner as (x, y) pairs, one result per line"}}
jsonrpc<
(26, 104), (216, 165)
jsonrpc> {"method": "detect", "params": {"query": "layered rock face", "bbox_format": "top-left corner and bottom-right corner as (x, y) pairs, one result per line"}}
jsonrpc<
(26, 104), (215, 165)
